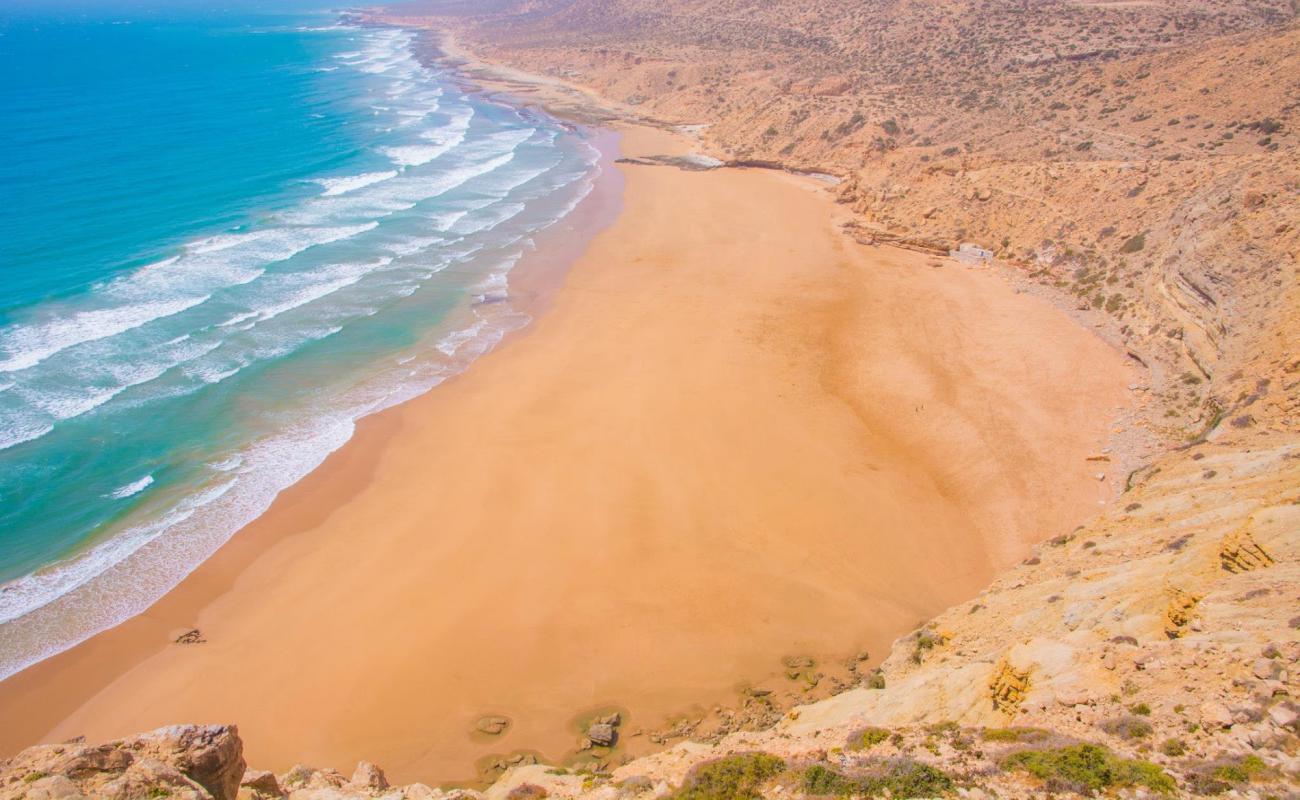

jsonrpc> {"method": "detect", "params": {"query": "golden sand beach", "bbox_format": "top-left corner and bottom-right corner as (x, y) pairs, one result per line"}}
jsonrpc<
(0, 124), (1135, 784)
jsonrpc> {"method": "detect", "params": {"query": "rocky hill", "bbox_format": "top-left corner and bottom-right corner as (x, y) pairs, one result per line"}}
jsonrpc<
(383, 0), (1300, 442)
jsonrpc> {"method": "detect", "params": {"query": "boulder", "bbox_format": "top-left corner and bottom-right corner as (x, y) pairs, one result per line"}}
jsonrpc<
(1200, 701), (1234, 729)
(15, 774), (84, 800)
(1268, 704), (1298, 729)
(587, 723), (617, 747)
(351, 761), (389, 790)
(239, 769), (284, 798)
(100, 758), (210, 799)
(0, 725), (245, 800)
(134, 724), (246, 800)
(1253, 658), (1278, 680)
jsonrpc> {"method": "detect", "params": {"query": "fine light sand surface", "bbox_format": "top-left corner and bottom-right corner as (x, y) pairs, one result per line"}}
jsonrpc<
(0, 126), (1136, 784)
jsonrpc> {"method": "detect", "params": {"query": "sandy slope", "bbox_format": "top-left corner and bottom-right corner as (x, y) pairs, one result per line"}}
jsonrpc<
(0, 126), (1135, 784)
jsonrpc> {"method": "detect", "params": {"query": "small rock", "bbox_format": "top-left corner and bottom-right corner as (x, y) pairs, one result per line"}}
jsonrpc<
(1253, 658), (1278, 680)
(351, 761), (388, 790)
(240, 769), (284, 798)
(1268, 704), (1297, 729)
(476, 716), (510, 735)
(587, 723), (617, 747)
(20, 774), (83, 800)
(1102, 652), (1117, 670)
(1200, 701), (1234, 729)
(1056, 688), (1091, 707)
(175, 629), (206, 645)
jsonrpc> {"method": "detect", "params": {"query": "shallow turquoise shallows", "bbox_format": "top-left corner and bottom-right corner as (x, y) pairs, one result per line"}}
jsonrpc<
(0, 8), (601, 678)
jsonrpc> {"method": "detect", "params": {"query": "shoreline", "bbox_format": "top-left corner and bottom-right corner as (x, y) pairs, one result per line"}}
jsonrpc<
(0, 27), (1143, 788)
(0, 31), (620, 684)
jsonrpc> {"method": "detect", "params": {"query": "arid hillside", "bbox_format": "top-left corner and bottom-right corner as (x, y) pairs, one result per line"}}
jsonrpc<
(386, 0), (1300, 442)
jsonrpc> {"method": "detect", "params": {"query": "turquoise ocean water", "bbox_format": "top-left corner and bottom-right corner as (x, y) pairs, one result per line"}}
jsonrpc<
(0, 7), (601, 678)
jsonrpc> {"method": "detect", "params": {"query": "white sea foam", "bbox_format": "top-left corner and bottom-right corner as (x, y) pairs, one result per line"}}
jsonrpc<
(379, 144), (449, 167)
(0, 295), (211, 374)
(187, 229), (273, 255)
(108, 475), (154, 499)
(384, 235), (444, 257)
(0, 421), (54, 452)
(209, 454), (244, 472)
(435, 318), (488, 357)
(313, 170), (398, 196)
(243, 258), (392, 325)
(0, 221), (381, 377)
(453, 202), (527, 236)
(0, 477), (238, 628)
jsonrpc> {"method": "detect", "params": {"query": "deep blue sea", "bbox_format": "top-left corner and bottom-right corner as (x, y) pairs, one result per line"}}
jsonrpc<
(0, 7), (601, 678)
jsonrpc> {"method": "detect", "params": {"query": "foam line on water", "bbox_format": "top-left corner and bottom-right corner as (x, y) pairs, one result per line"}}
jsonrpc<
(313, 170), (399, 196)
(0, 222), (378, 377)
(0, 295), (211, 375)
(108, 474), (154, 500)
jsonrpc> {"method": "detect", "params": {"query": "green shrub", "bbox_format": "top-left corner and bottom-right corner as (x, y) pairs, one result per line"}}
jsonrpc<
(1212, 754), (1269, 784)
(873, 761), (954, 798)
(981, 727), (1048, 742)
(1159, 738), (1186, 757)
(1099, 715), (1153, 739)
(674, 753), (786, 800)
(1183, 754), (1271, 796)
(1130, 703), (1152, 716)
(911, 631), (941, 664)
(866, 669), (886, 689)
(801, 761), (953, 799)
(1111, 759), (1177, 794)
(802, 764), (860, 796)
(1003, 744), (1176, 795)
(847, 727), (891, 751)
